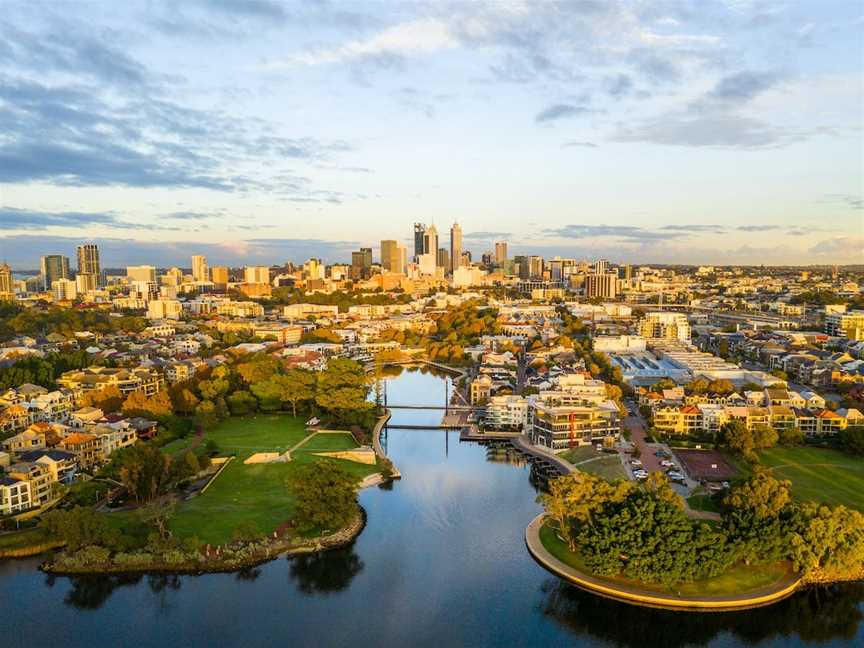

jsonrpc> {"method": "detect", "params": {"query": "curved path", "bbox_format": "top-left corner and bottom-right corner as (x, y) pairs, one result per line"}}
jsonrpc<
(525, 514), (801, 612)
(511, 435), (577, 475)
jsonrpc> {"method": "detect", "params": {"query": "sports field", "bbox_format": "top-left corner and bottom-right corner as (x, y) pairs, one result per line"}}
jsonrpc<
(758, 446), (864, 512)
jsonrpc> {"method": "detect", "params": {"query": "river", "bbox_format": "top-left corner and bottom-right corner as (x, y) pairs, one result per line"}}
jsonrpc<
(2, 368), (863, 647)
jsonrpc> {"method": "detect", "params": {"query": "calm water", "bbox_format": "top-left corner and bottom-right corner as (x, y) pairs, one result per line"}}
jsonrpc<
(3, 368), (863, 647)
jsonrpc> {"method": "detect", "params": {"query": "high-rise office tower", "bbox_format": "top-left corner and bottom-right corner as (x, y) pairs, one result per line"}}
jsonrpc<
(380, 240), (399, 273)
(76, 243), (101, 287)
(397, 244), (408, 274)
(192, 255), (208, 282)
(450, 222), (462, 273)
(0, 262), (13, 301)
(424, 225), (439, 264)
(414, 223), (426, 261)
(351, 248), (373, 279)
(584, 273), (618, 299)
(40, 255), (70, 291)
(437, 248), (450, 270)
(495, 241), (508, 265)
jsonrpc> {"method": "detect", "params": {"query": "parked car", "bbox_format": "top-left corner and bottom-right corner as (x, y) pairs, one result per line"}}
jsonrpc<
(634, 470), (649, 480)
(660, 460), (676, 468)
(595, 444), (604, 452)
(630, 459), (643, 467)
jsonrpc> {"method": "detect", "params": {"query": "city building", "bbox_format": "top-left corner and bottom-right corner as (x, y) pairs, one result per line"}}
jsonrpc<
(495, 241), (508, 266)
(192, 255), (209, 282)
(423, 225), (439, 265)
(147, 299), (182, 320)
(638, 312), (691, 342)
(0, 263), (14, 301)
(40, 255), (70, 290)
(380, 240), (402, 273)
(211, 266), (229, 288)
(52, 278), (78, 302)
(76, 243), (101, 287)
(127, 265), (156, 283)
(584, 273), (618, 299)
(826, 310), (864, 340)
(244, 266), (270, 285)
(527, 392), (620, 450)
(351, 248), (373, 279)
(450, 222), (462, 273)
(413, 223), (426, 261)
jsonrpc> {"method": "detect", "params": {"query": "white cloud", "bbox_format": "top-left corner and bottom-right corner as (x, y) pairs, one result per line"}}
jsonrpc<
(267, 18), (457, 68)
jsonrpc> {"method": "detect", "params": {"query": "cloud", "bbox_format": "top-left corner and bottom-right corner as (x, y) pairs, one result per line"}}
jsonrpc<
(662, 224), (725, 233)
(708, 70), (779, 103)
(0, 206), (169, 231)
(0, 234), (361, 268)
(266, 18), (456, 68)
(462, 231), (512, 240)
(562, 141), (598, 148)
(809, 236), (864, 257)
(544, 224), (676, 242)
(822, 193), (864, 210)
(607, 74), (633, 98)
(535, 104), (590, 123)
(736, 224), (783, 232)
(611, 114), (808, 149)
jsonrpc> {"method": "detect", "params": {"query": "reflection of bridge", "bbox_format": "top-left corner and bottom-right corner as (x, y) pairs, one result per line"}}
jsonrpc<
(386, 405), (478, 411)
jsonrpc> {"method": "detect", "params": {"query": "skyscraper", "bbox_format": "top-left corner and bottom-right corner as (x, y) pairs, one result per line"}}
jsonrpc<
(437, 247), (450, 270)
(192, 255), (208, 282)
(594, 258), (609, 275)
(450, 222), (462, 273)
(413, 223), (426, 261)
(0, 263), (13, 301)
(211, 266), (229, 287)
(380, 240), (400, 273)
(351, 248), (373, 279)
(495, 241), (508, 265)
(424, 225), (439, 265)
(76, 243), (101, 287)
(40, 255), (70, 291)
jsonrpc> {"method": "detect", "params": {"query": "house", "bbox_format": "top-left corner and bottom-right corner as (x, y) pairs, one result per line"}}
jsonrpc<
(0, 476), (32, 515)
(127, 417), (158, 440)
(17, 449), (78, 484)
(7, 461), (55, 506)
(2, 427), (46, 454)
(58, 432), (100, 470)
(470, 374), (493, 405)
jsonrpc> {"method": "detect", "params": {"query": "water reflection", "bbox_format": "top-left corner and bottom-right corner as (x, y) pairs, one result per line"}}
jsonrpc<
(59, 573), (144, 609)
(287, 544), (364, 595)
(539, 579), (864, 647)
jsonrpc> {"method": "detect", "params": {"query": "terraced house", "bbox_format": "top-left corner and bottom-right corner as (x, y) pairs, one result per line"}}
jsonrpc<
(56, 366), (163, 397)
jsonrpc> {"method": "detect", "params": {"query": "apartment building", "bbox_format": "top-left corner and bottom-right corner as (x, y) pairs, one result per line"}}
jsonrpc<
(527, 393), (620, 450)
(57, 367), (164, 397)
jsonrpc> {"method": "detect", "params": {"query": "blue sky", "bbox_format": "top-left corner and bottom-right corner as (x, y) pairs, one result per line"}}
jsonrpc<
(0, 0), (861, 268)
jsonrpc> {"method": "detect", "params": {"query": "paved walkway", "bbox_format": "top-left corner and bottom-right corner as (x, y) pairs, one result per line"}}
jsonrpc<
(525, 514), (801, 611)
(511, 435), (577, 475)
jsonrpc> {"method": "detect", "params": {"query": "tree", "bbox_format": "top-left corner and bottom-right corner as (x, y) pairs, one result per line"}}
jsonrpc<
(752, 425), (779, 450)
(122, 389), (173, 419)
(42, 507), (119, 551)
(707, 379), (735, 395)
(250, 380), (283, 412)
(287, 459), (358, 532)
(81, 385), (123, 413)
(789, 503), (864, 581)
(226, 390), (259, 415)
(194, 399), (217, 429)
(276, 369), (317, 417)
(840, 426), (864, 456)
(315, 358), (373, 426)
(170, 386), (199, 416)
(779, 426), (804, 447)
(724, 470), (791, 519)
(118, 443), (174, 504)
(721, 420), (754, 456)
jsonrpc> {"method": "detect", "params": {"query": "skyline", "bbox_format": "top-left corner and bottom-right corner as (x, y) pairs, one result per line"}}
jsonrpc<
(1, 1), (863, 266)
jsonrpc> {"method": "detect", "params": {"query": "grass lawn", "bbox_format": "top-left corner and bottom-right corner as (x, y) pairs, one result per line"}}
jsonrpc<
(539, 523), (789, 598)
(295, 432), (359, 453)
(561, 446), (627, 481)
(757, 446), (864, 512)
(687, 494), (722, 514)
(165, 416), (377, 545)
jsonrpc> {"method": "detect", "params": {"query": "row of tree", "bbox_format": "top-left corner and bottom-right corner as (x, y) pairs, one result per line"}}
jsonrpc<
(542, 470), (864, 586)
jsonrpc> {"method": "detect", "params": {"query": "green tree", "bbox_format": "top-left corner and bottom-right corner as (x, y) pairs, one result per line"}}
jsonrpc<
(250, 380), (283, 412)
(287, 459), (358, 532)
(118, 443), (174, 504)
(226, 390), (259, 415)
(721, 420), (754, 456)
(42, 507), (119, 551)
(276, 369), (317, 416)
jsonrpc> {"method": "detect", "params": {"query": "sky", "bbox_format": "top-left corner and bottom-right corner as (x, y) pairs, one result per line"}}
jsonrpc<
(0, 0), (862, 269)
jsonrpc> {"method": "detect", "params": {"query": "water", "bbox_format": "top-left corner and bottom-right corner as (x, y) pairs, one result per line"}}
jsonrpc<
(3, 367), (862, 647)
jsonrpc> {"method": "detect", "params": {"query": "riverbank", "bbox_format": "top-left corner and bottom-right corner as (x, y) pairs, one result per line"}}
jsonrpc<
(525, 514), (802, 612)
(41, 506), (367, 576)
(0, 528), (65, 558)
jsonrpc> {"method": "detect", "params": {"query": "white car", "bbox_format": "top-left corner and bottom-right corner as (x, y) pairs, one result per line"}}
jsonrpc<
(633, 471), (649, 480)
(630, 459), (643, 467)
(660, 460), (676, 468)
(667, 472), (684, 480)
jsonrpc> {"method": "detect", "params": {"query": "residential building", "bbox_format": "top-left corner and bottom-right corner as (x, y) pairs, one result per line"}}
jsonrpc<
(0, 477), (31, 515)
(147, 299), (182, 320)
(528, 393), (620, 450)
(57, 366), (164, 397)
(470, 374), (493, 404)
(0, 263), (13, 301)
(7, 461), (55, 506)
(76, 243), (101, 287)
(826, 310), (864, 340)
(52, 278), (78, 302)
(211, 266), (229, 288)
(638, 312), (691, 342)
(484, 395), (528, 430)
(244, 266), (270, 285)
(127, 265), (156, 283)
